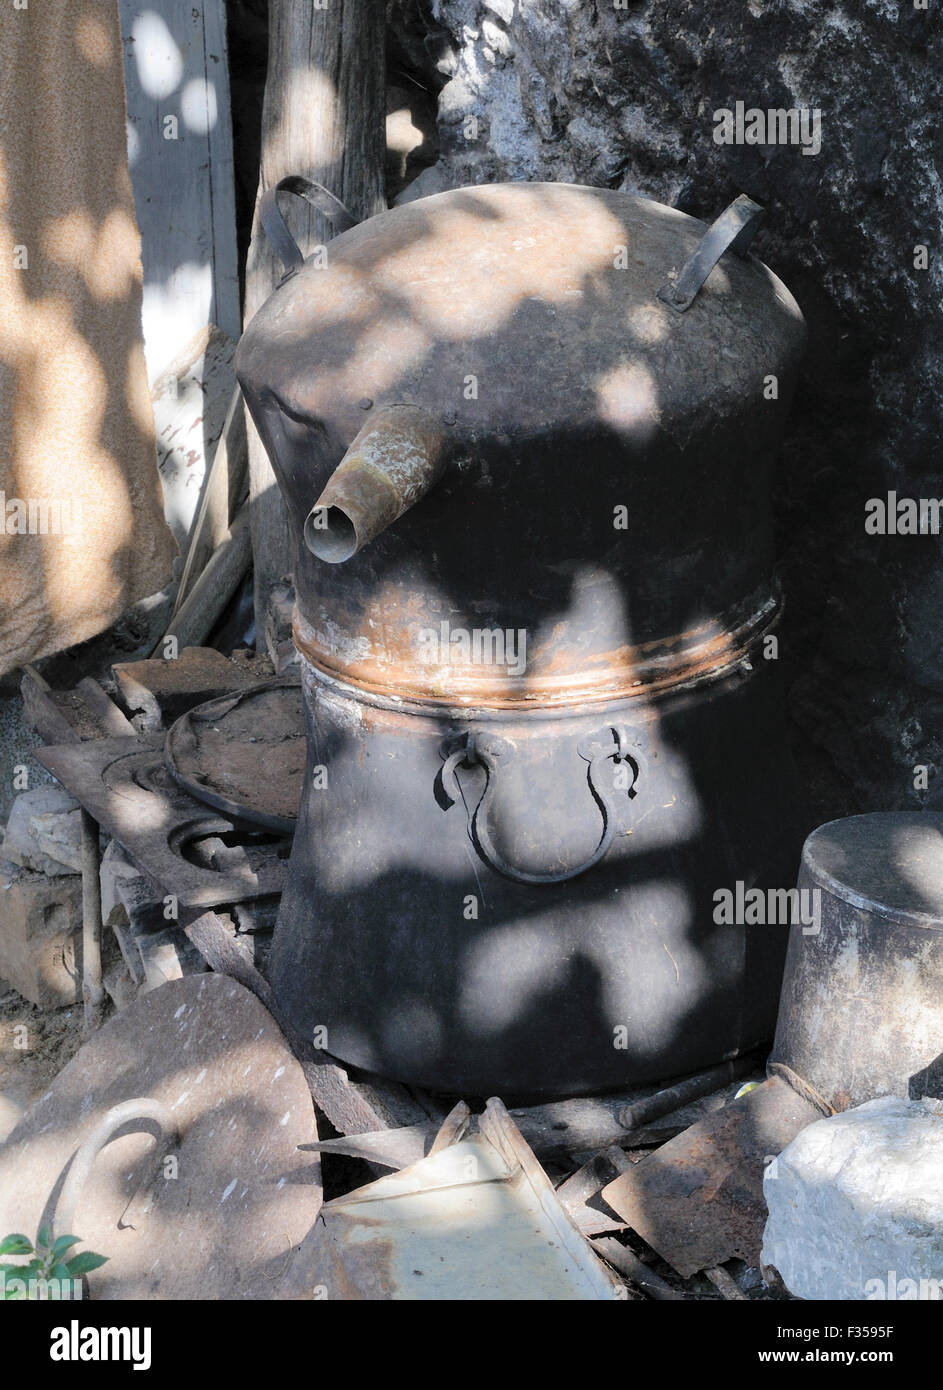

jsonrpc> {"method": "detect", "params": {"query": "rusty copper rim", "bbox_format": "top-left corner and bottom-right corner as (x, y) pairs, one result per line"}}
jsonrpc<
(292, 588), (781, 715)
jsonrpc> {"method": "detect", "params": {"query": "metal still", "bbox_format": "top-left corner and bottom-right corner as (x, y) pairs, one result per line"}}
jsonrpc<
(237, 180), (808, 1095)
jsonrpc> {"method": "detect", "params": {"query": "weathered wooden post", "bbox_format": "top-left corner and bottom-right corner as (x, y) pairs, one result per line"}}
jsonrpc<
(244, 0), (386, 644)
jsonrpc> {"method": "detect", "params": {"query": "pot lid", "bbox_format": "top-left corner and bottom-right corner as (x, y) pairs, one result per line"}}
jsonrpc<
(237, 182), (805, 448)
(803, 812), (943, 929)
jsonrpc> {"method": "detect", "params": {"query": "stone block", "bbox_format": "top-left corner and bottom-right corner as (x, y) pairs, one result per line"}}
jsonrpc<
(762, 1096), (943, 1301)
(0, 857), (82, 1007)
(1, 786), (81, 876)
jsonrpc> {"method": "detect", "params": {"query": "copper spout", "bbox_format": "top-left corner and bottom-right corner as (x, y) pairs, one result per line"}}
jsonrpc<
(304, 405), (447, 562)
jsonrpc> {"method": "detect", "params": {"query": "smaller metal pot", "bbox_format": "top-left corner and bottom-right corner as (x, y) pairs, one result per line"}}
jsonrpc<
(770, 811), (943, 1111)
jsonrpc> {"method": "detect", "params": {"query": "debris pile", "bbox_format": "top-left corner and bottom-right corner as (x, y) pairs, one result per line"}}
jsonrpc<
(0, 641), (941, 1301)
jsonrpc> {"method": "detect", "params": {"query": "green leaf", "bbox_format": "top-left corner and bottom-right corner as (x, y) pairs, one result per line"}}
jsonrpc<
(3, 1257), (43, 1292)
(50, 1262), (73, 1283)
(51, 1235), (80, 1257)
(36, 1225), (51, 1250)
(0, 1234), (33, 1256)
(65, 1250), (109, 1277)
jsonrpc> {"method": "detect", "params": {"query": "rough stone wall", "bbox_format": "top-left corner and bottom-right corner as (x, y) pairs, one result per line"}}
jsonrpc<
(390, 0), (943, 822)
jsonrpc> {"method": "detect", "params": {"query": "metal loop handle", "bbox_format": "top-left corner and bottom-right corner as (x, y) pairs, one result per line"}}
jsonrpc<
(441, 727), (639, 885)
(54, 1097), (177, 1242)
(657, 194), (764, 313)
(259, 175), (358, 274)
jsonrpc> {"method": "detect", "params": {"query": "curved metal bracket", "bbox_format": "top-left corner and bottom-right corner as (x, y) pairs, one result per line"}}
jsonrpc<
(657, 194), (764, 313)
(259, 175), (358, 276)
(440, 727), (640, 885)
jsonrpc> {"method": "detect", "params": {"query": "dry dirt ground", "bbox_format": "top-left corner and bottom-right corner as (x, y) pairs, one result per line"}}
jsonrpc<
(0, 987), (95, 1142)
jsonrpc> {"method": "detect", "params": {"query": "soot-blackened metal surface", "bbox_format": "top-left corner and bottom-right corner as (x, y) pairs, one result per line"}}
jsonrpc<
(237, 181), (809, 1095)
(269, 655), (805, 1096)
(237, 183), (806, 706)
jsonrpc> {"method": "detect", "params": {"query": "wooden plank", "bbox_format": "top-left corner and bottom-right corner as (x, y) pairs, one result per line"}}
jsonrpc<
(592, 1238), (688, 1302)
(244, 0), (387, 643)
(504, 1058), (756, 1160)
(20, 669), (136, 745)
(20, 670), (81, 746)
(74, 679), (137, 739)
(173, 386), (249, 613)
(160, 503), (252, 650)
(151, 326), (238, 552)
(309, 1059), (760, 1167)
(80, 810), (105, 1032)
(119, 1), (240, 383)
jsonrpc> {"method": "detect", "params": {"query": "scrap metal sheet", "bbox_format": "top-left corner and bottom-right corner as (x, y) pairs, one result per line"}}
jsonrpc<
(600, 1076), (821, 1277)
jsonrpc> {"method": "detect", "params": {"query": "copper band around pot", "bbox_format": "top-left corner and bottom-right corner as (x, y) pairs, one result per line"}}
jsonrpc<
(291, 589), (780, 711)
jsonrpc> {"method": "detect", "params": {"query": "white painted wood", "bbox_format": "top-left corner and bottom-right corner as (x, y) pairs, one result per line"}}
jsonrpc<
(151, 324), (237, 551)
(119, 1), (240, 384)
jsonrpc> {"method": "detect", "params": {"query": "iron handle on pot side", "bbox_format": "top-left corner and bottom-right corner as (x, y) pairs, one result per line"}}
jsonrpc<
(439, 726), (641, 885)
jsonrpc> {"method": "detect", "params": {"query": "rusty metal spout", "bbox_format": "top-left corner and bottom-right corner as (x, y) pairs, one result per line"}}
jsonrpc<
(304, 405), (447, 562)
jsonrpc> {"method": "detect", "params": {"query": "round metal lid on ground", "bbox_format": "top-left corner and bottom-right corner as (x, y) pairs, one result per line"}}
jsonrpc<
(802, 811), (943, 928)
(165, 680), (305, 833)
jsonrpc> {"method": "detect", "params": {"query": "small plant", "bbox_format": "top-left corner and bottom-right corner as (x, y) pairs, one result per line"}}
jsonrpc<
(0, 1228), (108, 1300)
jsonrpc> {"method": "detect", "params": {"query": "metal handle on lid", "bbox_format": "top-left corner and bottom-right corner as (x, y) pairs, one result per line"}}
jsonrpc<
(259, 174), (358, 274)
(657, 194), (764, 312)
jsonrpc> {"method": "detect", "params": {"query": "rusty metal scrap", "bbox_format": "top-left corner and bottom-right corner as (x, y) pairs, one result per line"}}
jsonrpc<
(165, 679), (304, 832)
(600, 1075), (821, 1278)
